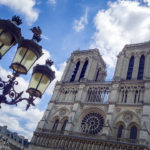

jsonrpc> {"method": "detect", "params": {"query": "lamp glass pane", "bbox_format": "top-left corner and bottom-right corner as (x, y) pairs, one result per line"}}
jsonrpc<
(0, 30), (13, 45)
(12, 48), (37, 73)
(28, 73), (42, 97)
(0, 29), (13, 57)
(11, 47), (27, 73)
(0, 44), (12, 56)
(37, 75), (51, 95)
(21, 49), (37, 71)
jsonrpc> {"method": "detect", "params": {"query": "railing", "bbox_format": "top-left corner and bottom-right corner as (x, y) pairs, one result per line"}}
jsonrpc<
(86, 82), (111, 103)
(31, 129), (149, 150)
(35, 128), (147, 145)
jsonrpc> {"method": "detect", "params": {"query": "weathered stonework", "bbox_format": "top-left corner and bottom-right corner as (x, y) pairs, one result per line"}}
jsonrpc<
(30, 44), (150, 150)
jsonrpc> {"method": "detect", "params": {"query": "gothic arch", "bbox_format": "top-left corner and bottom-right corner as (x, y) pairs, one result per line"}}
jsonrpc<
(115, 121), (126, 138)
(70, 60), (80, 82)
(50, 116), (60, 130)
(52, 116), (59, 122)
(79, 59), (89, 81)
(80, 107), (106, 118)
(60, 117), (69, 131)
(137, 54), (145, 80)
(126, 56), (134, 80)
(95, 67), (101, 81)
(60, 116), (69, 123)
(51, 107), (70, 117)
(113, 110), (140, 127)
(127, 122), (140, 140)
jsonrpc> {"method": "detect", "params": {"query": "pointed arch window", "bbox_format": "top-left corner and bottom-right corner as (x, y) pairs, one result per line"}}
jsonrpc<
(70, 61), (80, 82)
(134, 90), (138, 103)
(95, 68), (101, 81)
(137, 55), (145, 80)
(130, 126), (137, 139)
(124, 90), (128, 103)
(126, 56), (134, 80)
(117, 125), (124, 138)
(61, 119), (68, 131)
(79, 60), (88, 81)
(52, 119), (59, 130)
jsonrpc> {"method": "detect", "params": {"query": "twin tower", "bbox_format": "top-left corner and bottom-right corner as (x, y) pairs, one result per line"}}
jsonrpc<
(30, 41), (150, 150)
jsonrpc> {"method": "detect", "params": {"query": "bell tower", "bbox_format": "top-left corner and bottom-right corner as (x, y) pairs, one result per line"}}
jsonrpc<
(30, 49), (110, 147)
(61, 48), (106, 82)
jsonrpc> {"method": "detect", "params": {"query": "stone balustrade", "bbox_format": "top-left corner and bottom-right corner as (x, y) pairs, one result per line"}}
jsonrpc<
(30, 129), (149, 150)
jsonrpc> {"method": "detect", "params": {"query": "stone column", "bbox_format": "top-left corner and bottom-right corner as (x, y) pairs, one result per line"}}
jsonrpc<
(109, 83), (119, 103)
(75, 141), (80, 149)
(79, 142), (84, 150)
(114, 53), (124, 81)
(83, 142), (88, 150)
(85, 58), (96, 80)
(127, 90), (133, 104)
(139, 114), (149, 145)
(61, 58), (74, 82)
(121, 56), (129, 80)
(68, 140), (73, 149)
(72, 141), (76, 149)
(144, 52), (150, 80)
(75, 61), (84, 81)
(143, 83), (150, 103)
(87, 143), (92, 150)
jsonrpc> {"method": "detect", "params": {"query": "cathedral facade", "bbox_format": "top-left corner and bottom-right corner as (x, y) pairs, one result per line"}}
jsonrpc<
(30, 41), (150, 150)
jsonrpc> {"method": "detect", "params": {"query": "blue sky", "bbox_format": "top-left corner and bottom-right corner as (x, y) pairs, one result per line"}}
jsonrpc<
(0, 0), (150, 140)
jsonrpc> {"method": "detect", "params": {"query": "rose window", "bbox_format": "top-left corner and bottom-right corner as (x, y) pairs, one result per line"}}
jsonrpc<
(81, 112), (104, 135)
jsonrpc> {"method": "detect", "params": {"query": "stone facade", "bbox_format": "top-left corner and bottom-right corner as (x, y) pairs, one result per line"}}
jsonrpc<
(30, 42), (150, 150)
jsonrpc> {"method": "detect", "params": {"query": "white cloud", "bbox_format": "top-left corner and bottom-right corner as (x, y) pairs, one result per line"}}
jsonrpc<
(90, 0), (150, 72)
(0, 49), (65, 139)
(144, 0), (150, 6)
(73, 8), (88, 32)
(0, 65), (43, 139)
(48, 0), (56, 5)
(0, 104), (44, 139)
(0, 0), (39, 24)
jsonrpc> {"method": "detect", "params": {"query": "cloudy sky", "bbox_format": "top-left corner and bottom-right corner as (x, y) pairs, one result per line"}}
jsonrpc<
(0, 0), (150, 140)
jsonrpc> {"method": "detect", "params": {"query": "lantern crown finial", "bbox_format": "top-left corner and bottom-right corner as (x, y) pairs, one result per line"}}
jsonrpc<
(12, 15), (22, 26)
(30, 26), (42, 43)
(46, 59), (53, 67)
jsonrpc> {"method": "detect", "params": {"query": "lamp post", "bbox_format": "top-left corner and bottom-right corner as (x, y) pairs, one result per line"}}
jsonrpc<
(0, 16), (55, 110)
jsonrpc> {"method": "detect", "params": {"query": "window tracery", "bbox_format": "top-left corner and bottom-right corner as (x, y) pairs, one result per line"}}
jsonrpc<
(70, 61), (80, 82)
(134, 90), (138, 103)
(121, 90), (128, 103)
(137, 55), (145, 80)
(81, 112), (104, 135)
(52, 119), (59, 130)
(87, 87), (109, 103)
(130, 125), (137, 139)
(126, 56), (134, 80)
(61, 119), (68, 131)
(117, 125), (124, 138)
(120, 85), (144, 104)
(79, 60), (88, 81)
(95, 68), (102, 81)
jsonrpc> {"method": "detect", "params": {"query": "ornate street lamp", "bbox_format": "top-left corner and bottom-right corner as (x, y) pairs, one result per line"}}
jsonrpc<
(0, 16), (22, 59)
(27, 60), (55, 98)
(0, 16), (55, 110)
(10, 27), (43, 75)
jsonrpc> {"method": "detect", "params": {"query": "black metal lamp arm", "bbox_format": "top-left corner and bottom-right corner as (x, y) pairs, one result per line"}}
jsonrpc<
(0, 73), (36, 110)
